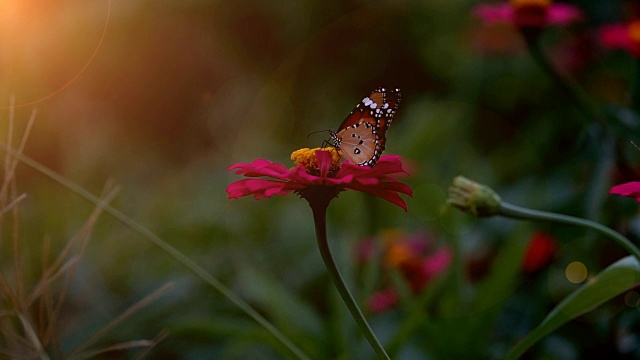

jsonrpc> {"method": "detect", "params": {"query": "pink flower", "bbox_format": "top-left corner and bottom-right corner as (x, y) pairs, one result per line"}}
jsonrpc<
(522, 231), (557, 273)
(227, 148), (413, 211)
(473, 0), (583, 29)
(469, 22), (525, 55)
(364, 231), (452, 313)
(367, 289), (399, 313)
(609, 182), (640, 202)
(599, 21), (640, 58)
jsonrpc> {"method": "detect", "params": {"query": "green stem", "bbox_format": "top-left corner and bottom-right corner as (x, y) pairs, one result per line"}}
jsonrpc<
(584, 130), (616, 222)
(631, 58), (640, 112)
(309, 200), (390, 360)
(525, 37), (605, 125)
(499, 202), (640, 262)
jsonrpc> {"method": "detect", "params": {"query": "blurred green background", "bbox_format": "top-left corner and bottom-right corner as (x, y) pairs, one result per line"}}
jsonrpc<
(2, 0), (640, 359)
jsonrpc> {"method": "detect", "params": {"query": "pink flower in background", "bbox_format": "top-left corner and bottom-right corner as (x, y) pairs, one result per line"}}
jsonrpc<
(367, 289), (399, 313)
(470, 22), (525, 55)
(473, 0), (583, 29)
(609, 182), (640, 202)
(599, 21), (640, 58)
(362, 231), (452, 313)
(227, 148), (413, 211)
(522, 231), (557, 272)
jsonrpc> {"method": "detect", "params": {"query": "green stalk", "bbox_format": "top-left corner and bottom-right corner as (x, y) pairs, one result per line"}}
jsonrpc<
(448, 176), (640, 262)
(631, 58), (640, 112)
(525, 37), (605, 125)
(584, 131), (616, 222)
(0, 142), (310, 360)
(499, 202), (640, 262)
(309, 198), (390, 360)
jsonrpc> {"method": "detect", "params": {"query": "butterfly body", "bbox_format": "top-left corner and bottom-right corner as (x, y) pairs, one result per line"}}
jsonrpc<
(330, 87), (401, 166)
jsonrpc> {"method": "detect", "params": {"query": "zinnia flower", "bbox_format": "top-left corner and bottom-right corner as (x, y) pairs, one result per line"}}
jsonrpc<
(363, 230), (452, 313)
(228, 147), (412, 358)
(522, 231), (557, 272)
(473, 0), (583, 30)
(227, 147), (413, 210)
(599, 21), (640, 58)
(609, 182), (640, 202)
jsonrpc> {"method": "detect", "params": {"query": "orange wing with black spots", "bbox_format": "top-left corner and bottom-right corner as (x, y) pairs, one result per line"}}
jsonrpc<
(330, 87), (401, 166)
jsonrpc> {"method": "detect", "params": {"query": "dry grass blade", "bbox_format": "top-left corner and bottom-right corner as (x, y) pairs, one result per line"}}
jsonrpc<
(71, 339), (157, 360)
(0, 100), (36, 315)
(26, 183), (121, 308)
(131, 329), (169, 360)
(0, 192), (26, 215)
(0, 275), (18, 310)
(17, 313), (50, 360)
(0, 323), (33, 354)
(68, 282), (174, 358)
(38, 183), (120, 349)
(0, 106), (36, 200)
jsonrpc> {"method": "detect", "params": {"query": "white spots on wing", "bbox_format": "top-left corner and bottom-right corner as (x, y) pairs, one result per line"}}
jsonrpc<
(363, 97), (373, 107)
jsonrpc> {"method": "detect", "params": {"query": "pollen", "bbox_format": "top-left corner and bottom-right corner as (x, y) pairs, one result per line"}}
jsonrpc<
(291, 147), (342, 170)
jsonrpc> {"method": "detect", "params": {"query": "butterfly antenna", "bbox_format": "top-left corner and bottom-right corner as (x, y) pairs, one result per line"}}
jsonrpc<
(632, 141), (640, 152)
(306, 129), (331, 139)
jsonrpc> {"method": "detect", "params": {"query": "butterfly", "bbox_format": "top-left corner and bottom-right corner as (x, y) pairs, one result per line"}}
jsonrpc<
(329, 87), (401, 166)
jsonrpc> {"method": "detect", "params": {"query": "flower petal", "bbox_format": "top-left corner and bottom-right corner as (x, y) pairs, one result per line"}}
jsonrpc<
(349, 182), (411, 211)
(473, 3), (513, 24)
(289, 165), (327, 185)
(421, 247), (453, 276)
(227, 154), (412, 209)
(367, 288), (398, 313)
(609, 182), (640, 202)
(547, 3), (583, 25)
(337, 155), (409, 180)
(315, 150), (333, 178)
(226, 179), (302, 199)
(229, 159), (292, 179)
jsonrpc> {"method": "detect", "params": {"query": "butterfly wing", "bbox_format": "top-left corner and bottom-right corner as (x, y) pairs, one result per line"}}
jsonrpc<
(331, 87), (402, 166)
(335, 122), (379, 165)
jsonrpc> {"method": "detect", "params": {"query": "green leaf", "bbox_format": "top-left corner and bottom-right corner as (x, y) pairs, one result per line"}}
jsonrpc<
(507, 255), (640, 359)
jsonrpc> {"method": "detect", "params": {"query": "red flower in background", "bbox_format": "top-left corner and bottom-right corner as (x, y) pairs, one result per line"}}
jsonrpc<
(367, 289), (398, 314)
(363, 231), (452, 313)
(609, 182), (640, 202)
(599, 21), (640, 58)
(522, 232), (557, 272)
(227, 148), (413, 210)
(473, 0), (583, 29)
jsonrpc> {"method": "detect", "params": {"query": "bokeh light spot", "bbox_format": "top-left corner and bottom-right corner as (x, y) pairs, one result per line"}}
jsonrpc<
(565, 261), (587, 284)
(625, 291), (640, 308)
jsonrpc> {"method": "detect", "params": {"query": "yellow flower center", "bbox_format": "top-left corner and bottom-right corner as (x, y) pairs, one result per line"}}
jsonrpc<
(291, 147), (342, 174)
(629, 21), (640, 43)
(510, 0), (551, 8)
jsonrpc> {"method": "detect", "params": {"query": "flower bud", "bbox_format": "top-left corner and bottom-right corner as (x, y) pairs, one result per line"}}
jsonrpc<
(447, 176), (502, 217)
